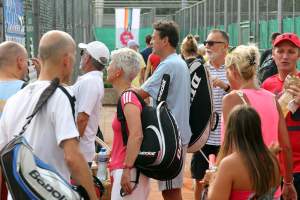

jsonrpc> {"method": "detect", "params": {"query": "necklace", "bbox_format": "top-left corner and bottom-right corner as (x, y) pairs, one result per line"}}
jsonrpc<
(122, 86), (132, 93)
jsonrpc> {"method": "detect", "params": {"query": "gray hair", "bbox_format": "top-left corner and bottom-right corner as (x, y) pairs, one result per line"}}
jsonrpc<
(86, 51), (106, 71)
(111, 48), (142, 84)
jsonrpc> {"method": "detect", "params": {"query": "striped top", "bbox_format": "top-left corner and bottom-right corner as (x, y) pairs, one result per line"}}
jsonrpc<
(206, 61), (229, 146)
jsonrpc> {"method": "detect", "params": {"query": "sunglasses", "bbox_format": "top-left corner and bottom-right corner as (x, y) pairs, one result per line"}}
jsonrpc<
(80, 49), (84, 56)
(204, 41), (225, 47)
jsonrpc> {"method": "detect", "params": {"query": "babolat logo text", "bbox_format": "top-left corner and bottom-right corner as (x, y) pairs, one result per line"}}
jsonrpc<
(139, 151), (156, 156)
(158, 79), (166, 101)
(29, 170), (68, 200)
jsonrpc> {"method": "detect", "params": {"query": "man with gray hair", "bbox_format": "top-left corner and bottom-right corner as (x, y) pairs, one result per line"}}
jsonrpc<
(72, 41), (109, 167)
(0, 41), (28, 119)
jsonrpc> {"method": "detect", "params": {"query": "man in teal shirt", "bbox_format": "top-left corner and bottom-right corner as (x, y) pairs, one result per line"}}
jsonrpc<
(0, 41), (28, 118)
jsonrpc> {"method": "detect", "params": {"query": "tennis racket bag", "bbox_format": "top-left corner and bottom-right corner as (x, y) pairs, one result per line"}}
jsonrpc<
(188, 58), (217, 153)
(117, 75), (183, 182)
(0, 78), (87, 200)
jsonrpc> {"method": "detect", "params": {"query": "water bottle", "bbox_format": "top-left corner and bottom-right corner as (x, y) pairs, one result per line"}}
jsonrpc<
(97, 148), (108, 181)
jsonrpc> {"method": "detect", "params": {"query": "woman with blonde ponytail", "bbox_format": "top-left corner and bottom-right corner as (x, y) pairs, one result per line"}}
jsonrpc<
(201, 44), (295, 199)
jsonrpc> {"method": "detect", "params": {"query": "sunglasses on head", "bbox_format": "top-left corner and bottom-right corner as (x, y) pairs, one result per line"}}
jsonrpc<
(204, 41), (225, 46)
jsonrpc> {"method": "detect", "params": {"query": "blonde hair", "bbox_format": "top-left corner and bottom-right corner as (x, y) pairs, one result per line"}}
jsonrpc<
(225, 44), (260, 86)
(180, 34), (198, 56)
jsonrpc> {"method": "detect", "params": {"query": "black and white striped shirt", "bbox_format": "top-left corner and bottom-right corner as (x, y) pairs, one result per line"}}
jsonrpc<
(206, 61), (229, 146)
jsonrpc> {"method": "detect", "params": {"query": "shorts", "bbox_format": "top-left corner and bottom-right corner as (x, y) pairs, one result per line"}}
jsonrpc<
(190, 144), (220, 180)
(111, 168), (151, 200)
(157, 144), (188, 191)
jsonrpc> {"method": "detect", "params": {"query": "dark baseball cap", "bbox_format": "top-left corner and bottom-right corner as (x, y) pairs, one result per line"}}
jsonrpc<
(274, 33), (300, 48)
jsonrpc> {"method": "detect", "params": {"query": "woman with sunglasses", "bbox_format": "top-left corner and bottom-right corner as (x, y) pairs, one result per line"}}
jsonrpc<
(201, 105), (281, 200)
(105, 48), (151, 199)
(219, 44), (295, 200)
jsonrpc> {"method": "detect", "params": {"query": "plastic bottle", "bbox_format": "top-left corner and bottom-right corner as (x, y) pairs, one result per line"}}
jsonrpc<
(97, 148), (108, 181)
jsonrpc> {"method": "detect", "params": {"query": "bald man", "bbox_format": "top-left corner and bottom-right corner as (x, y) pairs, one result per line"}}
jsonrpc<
(0, 41), (28, 119)
(0, 31), (98, 200)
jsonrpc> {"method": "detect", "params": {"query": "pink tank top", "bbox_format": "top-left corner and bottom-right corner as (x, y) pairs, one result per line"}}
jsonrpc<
(221, 89), (280, 197)
(229, 190), (253, 200)
(221, 89), (279, 146)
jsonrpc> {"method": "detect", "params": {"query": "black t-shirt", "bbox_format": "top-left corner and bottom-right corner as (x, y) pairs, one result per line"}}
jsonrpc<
(259, 48), (273, 67)
(182, 54), (203, 62)
(185, 58), (196, 66)
(140, 47), (153, 66)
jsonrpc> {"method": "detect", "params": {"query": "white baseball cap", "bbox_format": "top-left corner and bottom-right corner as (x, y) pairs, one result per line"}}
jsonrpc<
(78, 41), (109, 65)
(127, 40), (139, 48)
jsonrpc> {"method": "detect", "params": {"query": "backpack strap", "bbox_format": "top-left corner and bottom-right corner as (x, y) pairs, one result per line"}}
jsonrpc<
(117, 90), (146, 146)
(156, 74), (170, 105)
(21, 81), (28, 89)
(58, 86), (76, 123)
(19, 78), (60, 136)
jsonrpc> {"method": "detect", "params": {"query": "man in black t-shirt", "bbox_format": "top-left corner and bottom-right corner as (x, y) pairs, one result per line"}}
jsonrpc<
(259, 32), (281, 67)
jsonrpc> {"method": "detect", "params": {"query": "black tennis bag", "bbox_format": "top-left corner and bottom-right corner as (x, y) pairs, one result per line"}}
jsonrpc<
(188, 58), (216, 153)
(117, 75), (183, 183)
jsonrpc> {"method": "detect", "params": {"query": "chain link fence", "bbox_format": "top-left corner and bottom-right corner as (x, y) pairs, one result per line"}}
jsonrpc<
(173, 0), (300, 55)
(19, 0), (94, 84)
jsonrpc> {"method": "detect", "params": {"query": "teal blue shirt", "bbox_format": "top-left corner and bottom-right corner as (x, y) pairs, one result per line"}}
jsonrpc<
(0, 80), (25, 118)
(141, 53), (192, 145)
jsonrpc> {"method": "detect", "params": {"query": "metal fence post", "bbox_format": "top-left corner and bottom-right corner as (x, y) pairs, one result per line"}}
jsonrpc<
(204, 0), (207, 38)
(190, 6), (192, 34)
(196, 3), (199, 35)
(183, 8), (185, 36)
(248, 0), (251, 43)
(213, 0), (216, 28)
(64, 0), (67, 32)
(256, 0), (260, 48)
(293, 0), (295, 33)
(52, 0), (56, 30)
(237, 0), (241, 45)
(266, 0), (269, 47)
(278, 0), (282, 33)
(33, 0), (39, 57)
(72, 0), (75, 38)
(224, 0), (227, 32)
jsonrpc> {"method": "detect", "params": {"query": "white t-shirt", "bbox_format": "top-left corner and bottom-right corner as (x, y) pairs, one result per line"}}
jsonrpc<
(71, 71), (104, 162)
(0, 81), (79, 186)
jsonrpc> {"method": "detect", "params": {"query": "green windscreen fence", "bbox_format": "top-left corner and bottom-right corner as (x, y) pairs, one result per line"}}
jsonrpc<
(139, 28), (154, 50)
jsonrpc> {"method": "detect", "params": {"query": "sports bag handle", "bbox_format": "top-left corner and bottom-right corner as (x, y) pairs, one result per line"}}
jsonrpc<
(19, 78), (60, 136)
(211, 111), (219, 131)
(156, 74), (170, 105)
(120, 168), (140, 197)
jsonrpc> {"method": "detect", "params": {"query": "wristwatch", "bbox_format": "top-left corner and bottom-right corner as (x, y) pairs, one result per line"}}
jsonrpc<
(122, 163), (134, 170)
(225, 84), (231, 92)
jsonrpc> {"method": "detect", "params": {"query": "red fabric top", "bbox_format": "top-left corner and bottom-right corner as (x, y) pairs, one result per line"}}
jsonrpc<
(228, 190), (253, 200)
(262, 73), (300, 174)
(110, 90), (143, 171)
(149, 54), (161, 72)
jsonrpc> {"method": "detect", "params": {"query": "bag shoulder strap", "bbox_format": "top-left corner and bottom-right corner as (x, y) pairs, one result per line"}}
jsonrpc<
(21, 81), (29, 89)
(58, 86), (76, 122)
(156, 74), (170, 105)
(20, 78), (60, 135)
(117, 90), (146, 146)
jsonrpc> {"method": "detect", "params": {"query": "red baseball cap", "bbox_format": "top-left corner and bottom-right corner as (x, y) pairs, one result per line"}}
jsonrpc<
(274, 33), (300, 48)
